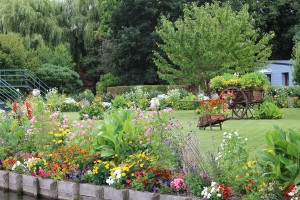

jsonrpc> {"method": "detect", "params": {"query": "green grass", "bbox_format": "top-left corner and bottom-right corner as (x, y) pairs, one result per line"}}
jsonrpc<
(64, 108), (300, 154)
(171, 108), (300, 153)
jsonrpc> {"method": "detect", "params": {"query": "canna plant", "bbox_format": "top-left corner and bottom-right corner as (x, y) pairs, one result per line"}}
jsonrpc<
(92, 109), (135, 157)
(258, 127), (300, 186)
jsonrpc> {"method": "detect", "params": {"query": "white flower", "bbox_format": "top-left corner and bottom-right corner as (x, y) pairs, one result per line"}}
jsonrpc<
(113, 169), (122, 179)
(32, 89), (41, 97)
(217, 193), (222, 197)
(106, 176), (115, 185)
(245, 138), (248, 141)
(157, 94), (169, 100)
(102, 102), (112, 108)
(150, 98), (160, 107)
(12, 161), (25, 171)
(65, 97), (76, 104)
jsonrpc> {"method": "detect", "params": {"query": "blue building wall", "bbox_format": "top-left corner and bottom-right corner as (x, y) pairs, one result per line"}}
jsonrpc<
(260, 60), (295, 86)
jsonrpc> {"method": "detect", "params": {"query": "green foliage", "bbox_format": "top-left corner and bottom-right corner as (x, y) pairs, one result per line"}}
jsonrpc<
(255, 101), (284, 119)
(154, 2), (273, 94)
(240, 72), (270, 90)
(174, 93), (198, 110)
(257, 127), (300, 186)
(100, 0), (184, 85)
(92, 109), (135, 157)
(96, 73), (120, 95)
(79, 103), (104, 120)
(292, 42), (300, 85)
(216, 131), (250, 189)
(0, 116), (30, 158)
(266, 86), (300, 108)
(0, 0), (67, 45)
(0, 33), (28, 69)
(184, 173), (206, 197)
(111, 95), (130, 109)
(75, 89), (95, 102)
(36, 64), (82, 93)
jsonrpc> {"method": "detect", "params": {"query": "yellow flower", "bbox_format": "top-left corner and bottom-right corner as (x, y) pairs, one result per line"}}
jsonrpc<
(53, 140), (56, 143)
(140, 164), (144, 168)
(131, 173), (134, 177)
(57, 140), (63, 144)
(49, 131), (53, 135)
(246, 173), (249, 177)
(48, 154), (52, 157)
(121, 173), (126, 177)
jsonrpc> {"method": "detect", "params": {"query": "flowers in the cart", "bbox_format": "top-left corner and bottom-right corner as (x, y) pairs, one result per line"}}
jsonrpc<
(196, 94), (230, 115)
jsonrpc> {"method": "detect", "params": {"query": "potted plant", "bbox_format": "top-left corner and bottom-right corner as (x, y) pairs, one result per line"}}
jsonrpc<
(239, 72), (269, 91)
(210, 73), (240, 89)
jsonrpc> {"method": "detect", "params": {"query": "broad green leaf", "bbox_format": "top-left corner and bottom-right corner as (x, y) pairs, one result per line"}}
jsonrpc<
(287, 143), (299, 158)
(294, 174), (300, 184)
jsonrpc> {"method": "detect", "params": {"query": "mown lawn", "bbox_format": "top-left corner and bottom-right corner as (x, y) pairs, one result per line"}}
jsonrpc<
(65, 108), (300, 155)
(172, 108), (300, 154)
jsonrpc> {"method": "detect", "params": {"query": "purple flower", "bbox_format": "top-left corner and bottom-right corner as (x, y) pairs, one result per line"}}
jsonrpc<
(153, 186), (158, 193)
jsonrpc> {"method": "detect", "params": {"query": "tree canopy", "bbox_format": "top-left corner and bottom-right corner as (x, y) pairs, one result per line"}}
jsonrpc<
(292, 42), (300, 85)
(154, 3), (273, 94)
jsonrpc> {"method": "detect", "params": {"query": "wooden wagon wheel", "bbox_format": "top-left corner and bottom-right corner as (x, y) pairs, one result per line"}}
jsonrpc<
(221, 87), (249, 119)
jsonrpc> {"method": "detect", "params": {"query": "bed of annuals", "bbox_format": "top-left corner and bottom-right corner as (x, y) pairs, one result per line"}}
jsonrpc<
(1, 91), (300, 200)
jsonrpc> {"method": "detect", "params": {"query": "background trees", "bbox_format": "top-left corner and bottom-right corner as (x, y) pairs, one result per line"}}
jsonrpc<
(154, 3), (273, 94)
(0, 0), (299, 92)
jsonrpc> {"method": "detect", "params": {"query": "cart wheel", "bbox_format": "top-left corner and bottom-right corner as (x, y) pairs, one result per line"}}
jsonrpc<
(221, 87), (248, 119)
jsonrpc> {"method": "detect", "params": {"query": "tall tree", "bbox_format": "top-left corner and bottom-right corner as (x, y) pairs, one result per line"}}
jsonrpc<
(99, 0), (185, 85)
(154, 2), (273, 94)
(0, 0), (67, 45)
(248, 0), (300, 59)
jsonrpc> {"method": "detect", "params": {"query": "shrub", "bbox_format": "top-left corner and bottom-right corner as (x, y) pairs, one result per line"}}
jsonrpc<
(254, 101), (283, 119)
(75, 89), (95, 103)
(79, 103), (104, 120)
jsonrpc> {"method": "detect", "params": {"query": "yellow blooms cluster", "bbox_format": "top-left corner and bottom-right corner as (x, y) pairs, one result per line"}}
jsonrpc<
(92, 160), (116, 175)
(49, 127), (71, 145)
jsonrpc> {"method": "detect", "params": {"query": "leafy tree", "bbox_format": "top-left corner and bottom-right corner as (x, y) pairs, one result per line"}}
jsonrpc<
(0, 33), (26, 69)
(247, 0), (300, 59)
(0, 33), (33, 69)
(0, 0), (67, 45)
(36, 64), (82, 93)
(100, 0), (185, 85)
(154, 2), (273, 94)
(292, 42), (300, 85)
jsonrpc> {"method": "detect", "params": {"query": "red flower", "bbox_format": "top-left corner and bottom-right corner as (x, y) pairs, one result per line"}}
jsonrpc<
(289, 183), (295, 191)
(126, 179), (131, 184)
(12, 102), (18, 112)
(284, 190), (289, 196)
(245, 185), (251, 190)
(61, 163), (67, 169)
(142, 180), (148, 186)
(250, 180), (255, 184)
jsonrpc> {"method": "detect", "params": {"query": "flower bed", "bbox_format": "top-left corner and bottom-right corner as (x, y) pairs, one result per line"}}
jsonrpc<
(0, 94), (300, 200)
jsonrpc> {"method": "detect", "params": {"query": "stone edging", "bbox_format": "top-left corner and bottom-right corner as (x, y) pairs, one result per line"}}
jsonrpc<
(0, 171), (200, 200)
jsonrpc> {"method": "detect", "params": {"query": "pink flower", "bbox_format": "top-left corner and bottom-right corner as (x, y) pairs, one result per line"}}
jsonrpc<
(29, 116), (37, 123)
(170, 178), (187, 191)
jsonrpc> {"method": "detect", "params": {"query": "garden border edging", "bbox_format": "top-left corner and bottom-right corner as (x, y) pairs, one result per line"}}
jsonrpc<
(0, 171), (200, 200)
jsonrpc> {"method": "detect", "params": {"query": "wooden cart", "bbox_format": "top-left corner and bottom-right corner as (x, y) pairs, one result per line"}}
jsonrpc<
(220, 86), (265, 119)
(197, 114), (229, 130)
